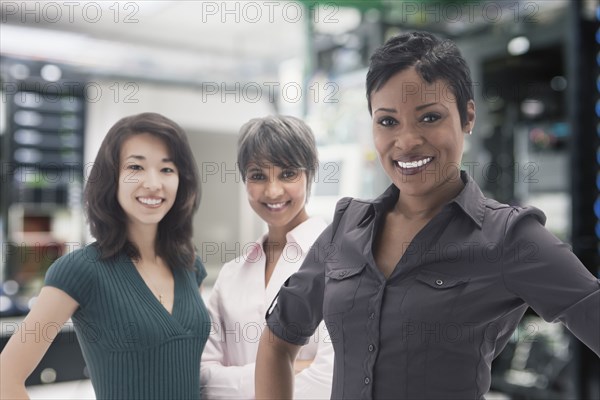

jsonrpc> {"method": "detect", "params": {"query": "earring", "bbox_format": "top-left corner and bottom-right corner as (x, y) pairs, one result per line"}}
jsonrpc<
(466, 130), (472, 135)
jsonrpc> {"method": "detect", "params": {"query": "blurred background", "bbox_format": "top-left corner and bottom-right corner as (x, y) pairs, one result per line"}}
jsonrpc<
(0, 0), (598, 398)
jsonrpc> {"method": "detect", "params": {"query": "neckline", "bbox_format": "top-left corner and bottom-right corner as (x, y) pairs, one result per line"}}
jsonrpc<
(127, 257), (178, 316)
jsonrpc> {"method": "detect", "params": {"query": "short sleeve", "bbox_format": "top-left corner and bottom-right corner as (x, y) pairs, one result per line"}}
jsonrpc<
(266, 234), (328, 345)
(266, 197), (352, 346)
(44, 246), (98, 307)
(194, 256), (207, 286)
(502, 206), (600, 355)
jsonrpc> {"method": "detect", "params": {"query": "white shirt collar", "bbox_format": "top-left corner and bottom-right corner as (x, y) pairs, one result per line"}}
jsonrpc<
(285, 216), (328, 254)
(244, 216), (328, 266)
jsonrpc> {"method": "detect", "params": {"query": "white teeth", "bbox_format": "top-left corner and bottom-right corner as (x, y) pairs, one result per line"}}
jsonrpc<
(266, 202), (286, 209)
(397, 157), (432, 169)
(138, 197), (162, 205)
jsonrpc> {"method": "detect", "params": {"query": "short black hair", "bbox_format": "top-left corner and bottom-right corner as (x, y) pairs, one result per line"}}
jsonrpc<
(237, 115), (318, 196)
(366, 31), (473, 126)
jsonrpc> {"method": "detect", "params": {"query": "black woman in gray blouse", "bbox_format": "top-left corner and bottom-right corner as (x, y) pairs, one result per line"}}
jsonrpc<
(255, 31), (600, 400)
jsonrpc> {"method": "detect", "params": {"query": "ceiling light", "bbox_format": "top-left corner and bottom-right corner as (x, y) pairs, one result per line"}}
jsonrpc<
(41, 64), (62, 82)
(507, 36), (530, 56)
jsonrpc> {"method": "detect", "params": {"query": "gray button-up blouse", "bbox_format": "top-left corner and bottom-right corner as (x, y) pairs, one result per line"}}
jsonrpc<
(266, 171), (600, 399)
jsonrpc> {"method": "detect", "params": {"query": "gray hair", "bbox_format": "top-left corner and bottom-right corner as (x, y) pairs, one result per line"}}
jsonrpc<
(237, 115), (318, 196)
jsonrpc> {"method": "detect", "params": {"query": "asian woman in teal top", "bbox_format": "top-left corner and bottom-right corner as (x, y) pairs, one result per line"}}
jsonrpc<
(0, 113), (210, 399)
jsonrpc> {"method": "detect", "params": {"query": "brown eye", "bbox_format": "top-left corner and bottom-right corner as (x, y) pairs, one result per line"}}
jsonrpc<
(378, 117), (397, 127)
(422, 113), (441, 123)
(281, 169), (298, 180)
(247, 172), (265, 182)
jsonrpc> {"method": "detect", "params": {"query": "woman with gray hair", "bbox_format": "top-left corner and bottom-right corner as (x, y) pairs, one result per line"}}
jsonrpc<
(201, 115), (334, 399)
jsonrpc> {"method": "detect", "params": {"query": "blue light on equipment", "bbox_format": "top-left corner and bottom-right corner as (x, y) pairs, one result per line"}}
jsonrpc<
(595, 196), (600, 219)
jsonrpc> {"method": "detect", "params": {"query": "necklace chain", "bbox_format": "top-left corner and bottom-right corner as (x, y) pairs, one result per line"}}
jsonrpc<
(136, 259), (163, 304)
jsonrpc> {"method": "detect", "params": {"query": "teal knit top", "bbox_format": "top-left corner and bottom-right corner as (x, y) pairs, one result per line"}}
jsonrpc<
(44, 244), (210, 400)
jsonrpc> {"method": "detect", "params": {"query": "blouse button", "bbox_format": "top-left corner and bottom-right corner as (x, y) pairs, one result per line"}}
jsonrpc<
(369, 312), (376, 320)
(435, 279), (444, 286)
(368, 344), (375, 352)
(339, 271), (347, 277)
(364, 377), (370, 385)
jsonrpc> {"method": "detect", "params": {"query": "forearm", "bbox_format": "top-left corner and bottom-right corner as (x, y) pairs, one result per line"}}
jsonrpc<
(294, 358), (313, 374)
(255, 327), (299, 399)
(293, 329), (335, 399)
(0, 287), (77, 400)
(0, 380), (29, 400)
(294, 365), (333, 400)
(0, 337), (32, 400)
(560, 287), (600, 357)
(0, 378), (29, 400)
(201, 362), (256, 399)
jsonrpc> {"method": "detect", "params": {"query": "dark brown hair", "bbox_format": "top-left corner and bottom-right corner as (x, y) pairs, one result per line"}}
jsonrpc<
(85, 112), (200, 270)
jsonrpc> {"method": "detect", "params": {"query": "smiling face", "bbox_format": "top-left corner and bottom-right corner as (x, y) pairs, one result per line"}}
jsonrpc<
(370, 66), (475, 199)
(117, 133), (179, 231)
(245, 162), (309, 232)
